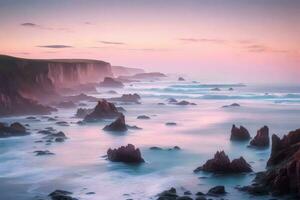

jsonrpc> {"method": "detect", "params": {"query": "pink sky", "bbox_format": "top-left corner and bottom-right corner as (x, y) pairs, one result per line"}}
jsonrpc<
(0, 0), (299, 84)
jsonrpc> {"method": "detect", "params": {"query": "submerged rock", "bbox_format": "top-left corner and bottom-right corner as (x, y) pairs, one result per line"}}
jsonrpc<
(137, 115), (150, 119)
(84, 100), (121, 122)
(211, 87), (221, 91)
(222, 103), (240, 108)
(107, 144), (144, 163)
(230, 124), (251, 141)
(165, 122), (177, 126)
(49, 190), (78, 200)
(175, 100), (196, 105)
(194, 151), (252, 173)
(249, 126), (269, 147)
(0, 122), (28, 138)
(99, 77), (124, 88)
(34, 150), (54, 156)
(103, 113), (127, 132)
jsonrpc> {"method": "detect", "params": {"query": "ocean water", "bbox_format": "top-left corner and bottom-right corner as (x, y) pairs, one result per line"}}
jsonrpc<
(0, 79), (299, 200)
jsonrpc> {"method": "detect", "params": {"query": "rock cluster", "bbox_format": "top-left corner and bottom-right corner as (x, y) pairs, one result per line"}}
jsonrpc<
(107, 144), (144, 163)
(84, 100), (120, 122)
(194, 151), (252, 173)
(230, 125), (251, 141)
(0, 122), (28, 137)
(249, 126), (269, 147)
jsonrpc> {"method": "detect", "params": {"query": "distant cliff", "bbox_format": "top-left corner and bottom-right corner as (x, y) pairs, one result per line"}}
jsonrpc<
(111, 66), (145, 77)
(0, 55), (113, 116)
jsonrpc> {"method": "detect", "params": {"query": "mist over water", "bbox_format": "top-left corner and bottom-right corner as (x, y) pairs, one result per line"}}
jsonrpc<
(0, 78), (299, 200)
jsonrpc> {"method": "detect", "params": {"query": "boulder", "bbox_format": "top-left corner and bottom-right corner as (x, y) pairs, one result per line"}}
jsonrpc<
(222, 103), (240, 108)
(137, 115), (150, 119)
(207, 186), (226, 196)
(84, 100), (121, 122)
(157, 187), (178, 200)
(249, 126), (270, 147)
(99, 77), (124, 88)
(49, 190), (78, 200)
(0, 122), (28, 137)
(178, 77), (185, 81)
(194, 151), (252, 173)
(107, 144), (144, 163)
(230, 125), (251, 141)
(175, 100), (196, 105)
(103, 113), (128, 132)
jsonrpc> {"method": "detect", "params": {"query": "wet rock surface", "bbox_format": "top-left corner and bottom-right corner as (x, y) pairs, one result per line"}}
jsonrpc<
(0, 122), (28, 137)
(249, 126), (270, 147)
(230, 124), (251, 141)
(194, 151), (252, 173)
(84, 100), (121, 122)
(107, 144), (144, 163)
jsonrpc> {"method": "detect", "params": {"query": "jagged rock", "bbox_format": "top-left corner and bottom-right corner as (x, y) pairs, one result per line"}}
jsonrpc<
(230, 125), (251, 141)
(137, 115), (150, 119)
(107, 144), (144, 163)
(175, 100), (196, 105)
(99, 77), (124, 88)
(84, 100), (120, 122)
(49, 190), (78, 200)
(240, 129), (300, 197)
(103, 114), (127, 132)
(34, 150), (54, 156)
(75, 108), (93, 118)
(222, 103), (240, 108)
(249, 126), (269, 147)
(109, 93), (141, 104)
(194, 151), (252, 173)
(207, 186), (226, 196)
(0, 122), (28, 137)
(178, 77), (185, 81)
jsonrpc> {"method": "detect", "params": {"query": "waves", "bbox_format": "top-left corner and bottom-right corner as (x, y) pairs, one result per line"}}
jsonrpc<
(169, 83), (246, 89)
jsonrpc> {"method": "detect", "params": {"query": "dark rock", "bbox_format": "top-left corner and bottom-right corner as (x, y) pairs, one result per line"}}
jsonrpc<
(222, 103), (240, 108)
(103, 114), (128, 132)
(64, 93), (98, 103)
(34, 150), (54, 156)
(26, 116), (36, 120)
(178, 77), (185, 81)
(194, 151), (252, 173)
(127, 125), (142, 130)
(106, 90), (118, 94)
(150, 146), (163, 150)
(56, 121), (69, 126)
(176, 196), (193, 200)
(48, 117), (57, 121)
(84, 100), (121, 122)
(183, 191), (191, 195)
(175, 100), (196, 105)
(49, 190), (77, 200)
(230, 125), (251, 141)
(157, 187), (178, 200)
(99, 77), (124, 88)
(75, 108), (93, 118)
(165, 122), (177, 126)
(228, 87), (234, 91)
(249, 126), (269, 147)
(211, 87), (221, 91)
(195, 196), (207, 200)
(107, 144), (144, 163)
(0, 122), (28, 138)
(207, 186), (226, 196)
(195, 191), (205, 196)
(167, 98), (177, 103)
(137, 115), (150, 119)
(55, 137), (65, 142)
(109, 93), (141, 104)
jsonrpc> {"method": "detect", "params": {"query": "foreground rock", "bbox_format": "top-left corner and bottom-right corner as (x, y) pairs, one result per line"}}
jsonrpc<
(103, 113), (127, 132)
(239, 129), (300, 197)
(0, 122), (28, 137)
(99, 77), (124, 88)
(84, 100), (121, 122)
(249, 126), (269, 147)
(194, 151), (252, 173)
(230, 125), (251, 141)
(107, 144), (144, 163)
(49, 190), (78, 200)
(109, 93), (141, 104)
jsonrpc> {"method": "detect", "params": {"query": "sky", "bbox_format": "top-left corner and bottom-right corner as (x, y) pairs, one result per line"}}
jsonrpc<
(0, 0), (299, 84)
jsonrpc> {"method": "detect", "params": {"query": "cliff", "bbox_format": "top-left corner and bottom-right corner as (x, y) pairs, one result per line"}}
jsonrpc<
(111, 66), (145, 77)
(0, 55), (113, 116)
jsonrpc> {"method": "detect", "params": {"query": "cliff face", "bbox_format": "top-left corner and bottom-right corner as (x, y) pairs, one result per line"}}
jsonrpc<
(0, 55), (113, 116)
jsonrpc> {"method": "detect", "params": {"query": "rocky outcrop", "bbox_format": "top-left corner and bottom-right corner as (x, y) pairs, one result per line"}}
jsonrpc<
(75, 108), (93, 118)
(249, 126), (269, 147)
(240, 129), (300, 197)
(107, 144), (144, 163)
(0, 55), (113, 116)
(84, 100), (121, 122)
(99, 77), (124, 88)
(103, 113), (128, 132)
(194, 151), (252, 173)
(175, 100), (196, 105)
(111, 66), (144, 77)
(0, 122), (29, 137)
(230, 125), (251, 141)
(109, 93), (141, 104)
